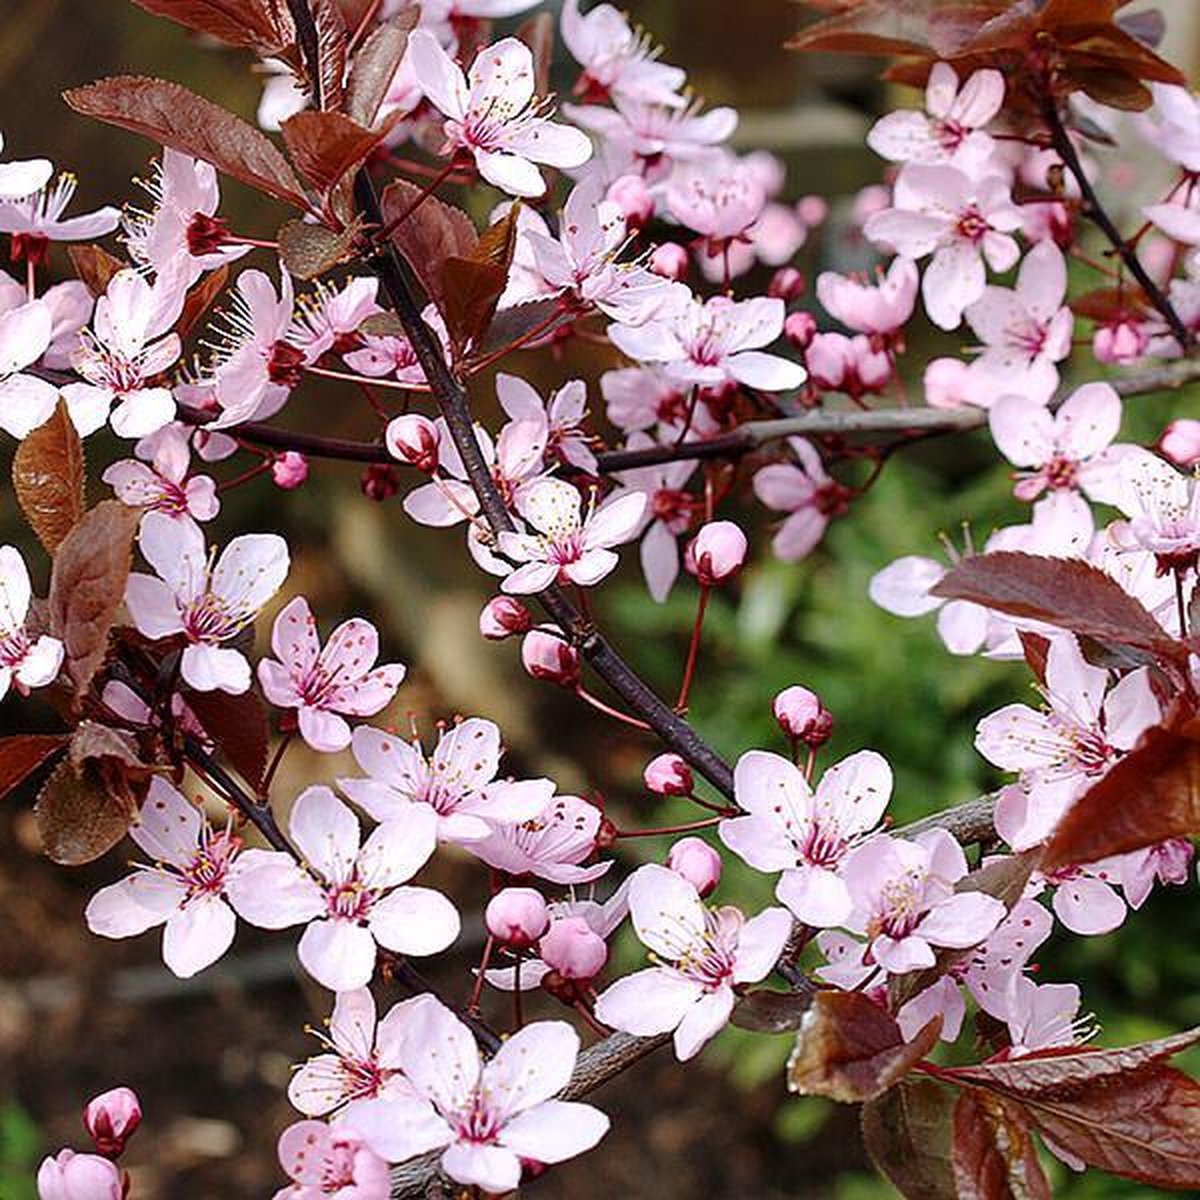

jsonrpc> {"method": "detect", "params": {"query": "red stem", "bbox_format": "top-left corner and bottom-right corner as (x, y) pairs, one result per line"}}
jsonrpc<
(676, 586), (710, 711)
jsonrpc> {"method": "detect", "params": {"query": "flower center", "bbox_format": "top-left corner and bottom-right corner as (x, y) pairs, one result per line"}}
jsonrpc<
(325, 878), (376, 923)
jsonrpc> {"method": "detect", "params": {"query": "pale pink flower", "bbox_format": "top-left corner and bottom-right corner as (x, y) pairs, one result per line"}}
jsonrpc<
(864, 164), (1021, 330)
(842, 829), (1006, 974)
(416, 0), (544, 47)
(1140, 83), (1200, 172)
(869, 552), (991, 655)
(1117, 838), (1194, 909)
(274, 1120), (391, 1200)
(349, 998), (609, 1193)
(601, 366), (713, 439)
(1038, 858), (1131, 937)
(566, 95), (737, 170)
(0, 544), (63, 700)
(805, 332), (891, 398)
(697, 200), (809, 283)
(594, 864), (791, 1060)
(258, 597), (407, 753)
(0, 173), (119, 262)
(981, 634), (1160, 850)
(774, 686), (833, 746)
(0, 298), (59, 438)
(469, 792), (611, 883)
(867, 62), (1004, 175)
(1161, 418), (1200, 467)
(498, 478), (646, 593)
(289, 278), (380, 364)
(721, 749), (892, 927)
(257, 60), (308, 132)
(665, 159), (767, 249)
(816, 257), (918, 337)
(125, 512), (290, 694)
(0, 271), (92, 371)
(85, 776), (245, 978)
(1112, 452), (1200, 573)
(963, 241), (1073, 403)
(497, 372), (596, 472)
(36, 1150), (123, 1200)
(102, 424), (219, 523)
(342, 331), (428, 388)
(0, 131), (51, 199)
(667, 837), (723, 897)
(289, 989), (419, 1118)
(341, 717), (553, 844)
(752, 436), (845, 562)
(687, 519), (747, 585)
(63, 268), (185, 438)
(226, 787), (459, 991)
(1005, 978), (1086, 1058)
(409, 32), (592, 197)
(561, 0), (687, 108)
(989, 382), (1128, 504)
(610, 294), (806, 392)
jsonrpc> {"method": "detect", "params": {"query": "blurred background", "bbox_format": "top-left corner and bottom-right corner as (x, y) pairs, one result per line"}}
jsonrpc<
(3, 1), (1200, 1196)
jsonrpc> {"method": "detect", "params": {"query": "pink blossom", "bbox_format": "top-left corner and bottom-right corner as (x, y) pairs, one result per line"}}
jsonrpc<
(496, 373), (597, 472)
(601, 366), (709, 439)
(805, 332), (891, 398)
(499, 478), (646, 593)
(1140, 83), (1200, 173)
(1160, 417), (1200, 467)
(980, 635), (1159, 850)
(644, 752), (692, 796)
(923, 355), (976, 409)
(610, 294), (806, 392)
(864, 165), (1021, 330)
(687, 520), (747, 586)
(721, 749), (891, 927)
(289, 988), (419, 1118)
(409, 33), (592, 197)
(1113, 452), (1200, 573)
(102, 424), (219, 523)
(752, 436), (845, 562)
(0, 130), (51, 199)
(1005, 978), (1086, 1058)
(341, 717), (553, 844)
(521, 629), (581, 687)
(770, 266), (805, 302)
(1115, 838), (1194, 908)
(666, 159), (767, 249)
(988, 382), (1127, 504)
(479, 595), (531, 639)
(386, 413), (441, 472)
(274, 1120), (391, 1199)
(0, 544), (64, 700)
(258, 597), (407, 753)
(85, 777), (245, 978)
(594, 864), (791, 1059)
(869, 552), (991, 656)
(83, 1087), (142, 1158)
(784, 310), (816, 350)
(667, 837), (722, 897)
(349, 998), (609, 1193)
(0, 271), (92, 371)
(565, 95), (737, 171)
(540, 913), (609, 978)
(1093, 316), (1149, 364)
(774, 686), (834, 746)
(816, 257), (918, 337)
(0, 298), (61, 438)
(227, 787), (459, 991)
(649, 241), (689, 280)
(289, 278), (380, 364)
(125, 512), (289, 694)
(867, 62), (1004, 175)
(36, 1150), (123, 1200)
(607, 173), (654, 227)
(469, 792), (611, 884)
(273, 451), (309, 489)
(416, 0), (545, 48)
(0, 173), (119, 263)
(1144, 174), (1200, 247)
(485, 887), (549, 948)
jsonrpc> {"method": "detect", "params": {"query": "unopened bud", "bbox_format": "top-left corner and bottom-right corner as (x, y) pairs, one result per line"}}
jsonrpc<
(796, 194), (829, 227)
(539, 916), (608, 980)
(271, 451), (308, 489)
(360, 463), (401, 502)
(386, 413), (441, 473)
(644, 752), (693, 796)
(521, 630), (580, 689)
(667, 837), (722, 898)
(606, 174), (654, 229)
(485, 888), (550, 949)
(773, 685), (833, 746)
(83, 1088), (141, 1159)
(1093, 319), (1147, 365)
(649, 242), (689, 281)
(784, 310), (816, 351)
(480, 596), (532, 640)
(1160, 418), (1200, 468)
(686, 520), (747, 587)
(768, 267), (805, 302)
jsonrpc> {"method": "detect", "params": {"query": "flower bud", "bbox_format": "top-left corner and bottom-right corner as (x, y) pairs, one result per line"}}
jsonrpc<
(1093, 319), (1147, 365)
(644, 752), (693, 796)
(36, 1150), (123, 1200)
(271, 451), (309, 490)
(521, 631), (580, 689)
(784, 310), (816, 351)
(768, 266), (805, 302)
(686, 520), (747, 587)
(606, 174), (654, 229)
(360, 463), (401, 502)
(1160, 418), (1200, 468)
(539, 916), (608, 980)
(386, 413), (441, 473)
(649, 242), (689, 281)
(479, 596), (532, 640)
(667, 837), (722, 897)
(773, 685), (833, 746)
(486, 887), (550, 949)
(796, 194), (829, 227)
(84, 1087), (142, 1158)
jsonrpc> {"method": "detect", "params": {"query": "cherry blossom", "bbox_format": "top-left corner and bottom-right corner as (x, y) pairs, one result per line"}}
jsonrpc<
(257, 597), (407, 753)
(0, 130), (51, 199)
(1005, 978), (1087, 1058)
(869, 551), (991, 656)
(0, 269), (92, 370)
(36, 1150), (123, 1200)
(665, 159), (767, 255)
(416, 0), (544, 48)
(274, 1120), (390, 1200)
(0, 297), (60, 438)
(1141, 82), (1200, 172)
(0, 173), (119, 263)
(497, 373), (596, 472)
(864, 164), (1021, 330)
(102, 426), (219, 524)
(805, 332), (891, 399)
(349, 997), (609, 1193)
(752, 436), (846, 562)
(341, 717), (554, 844)
(594, 864), (791, 1059)
(498, 478), (645, 592)
(409, 32), (593, 197)
(720, 749), (892, 927)
(469, 792), (611, 883)
(85, 777), (245, 978)
(289, 278), (380, 364)
(1113, 452), (1200, 574)
(0, 544), (64, 701)
(816, 257), (918, 338)
(343, 331), (428, 387)
(226, 787), (459, 991)
(124, 512), (290, 694)
(603, 365), (716, 439)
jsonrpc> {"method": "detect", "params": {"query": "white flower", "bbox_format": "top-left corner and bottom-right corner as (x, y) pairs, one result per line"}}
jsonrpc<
(0, 545), (63, 700)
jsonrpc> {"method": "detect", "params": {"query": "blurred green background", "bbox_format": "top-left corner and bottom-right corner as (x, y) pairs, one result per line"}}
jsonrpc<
(2, 1), (1200, 1196)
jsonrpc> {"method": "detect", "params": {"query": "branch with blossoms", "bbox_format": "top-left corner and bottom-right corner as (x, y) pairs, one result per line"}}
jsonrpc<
(8, 0), (1200, 1196)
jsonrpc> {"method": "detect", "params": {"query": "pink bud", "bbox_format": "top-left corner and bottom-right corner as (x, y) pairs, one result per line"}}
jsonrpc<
(644, 752), (693, 796)
(649, 242), (689, 281)
(37, 1150), (123, 1200)
(486, 887), (550, 949)
(271, 451), (309, 489)
(1093, 319), (1147, 365)
(84, 1087), (142, 1158)
(768, 266), (805, 302)
(386, 413), (441, 473)
(784, 311), (816, 351)
(687, 520), (747, 587)
(923, 356), (972, 409)
(606, 174), (654, 229)
(667, 837), (722, 897)
(361, 463), (401, 501)
(539, 916), (608, 980)
(1161, 418), (1200, 467)
(521, 630), (581, 689)
(480, 596), (532, 640)
(796, 194), (829, 227)
(773, 685), (833, 746)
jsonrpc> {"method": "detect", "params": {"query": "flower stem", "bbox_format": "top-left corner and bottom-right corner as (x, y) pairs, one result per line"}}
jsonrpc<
(675, 586), (710, 712)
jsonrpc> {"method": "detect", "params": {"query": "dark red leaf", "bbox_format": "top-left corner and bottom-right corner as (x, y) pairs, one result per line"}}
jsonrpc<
(278, 219), (359, 280)
(0, 735), (68, 802)
(281, 109), (396, 193)
(861, 1077), (958, 1200)
(128, 0), (293, 53)
(953, 1088), (1052, 1200)
(731, 989), (814, 1034)
(176, 265), (229, 339)
(312, 0), (349, 113)
(441, 204), (519, 358)
(13, 399), (86, 554)
(1017, 632), (1050, 684)
(180, 687), (270, 791)
(347, 13), (418, 127)
(34, 754), (140, 866)
(66, 243), (126, 298)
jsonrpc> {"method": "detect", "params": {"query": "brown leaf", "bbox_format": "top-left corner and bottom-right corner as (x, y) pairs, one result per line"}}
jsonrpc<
(49, 501), (141, 699)
(348, 13), (418, 127)
(786, 990), (941, 1103)
(932, 552), (1186, 661)
(128, 0), (294, 53)
(176, 265), (229, 338)
(312, 0), (350, 113)
(281, 110), (395, 193)
(861, 1077), (958, 1200)
(34, 756), (138, 865)
(0, 735), (68, 802)
(441, 204), (519, 357)
(468, 296), (570, 363)
(1017, 631), (1050, 685)
(279, 219), (360, 280)
(64, 77), (310, 210)
(13, 399), (86, 554)
(180, 686), (270, 791)
(380, 179), (477, 315)
(67, 243), (126, 298)
(953, 1088), (1051, 1200)
(731, 989), (814, 1034)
